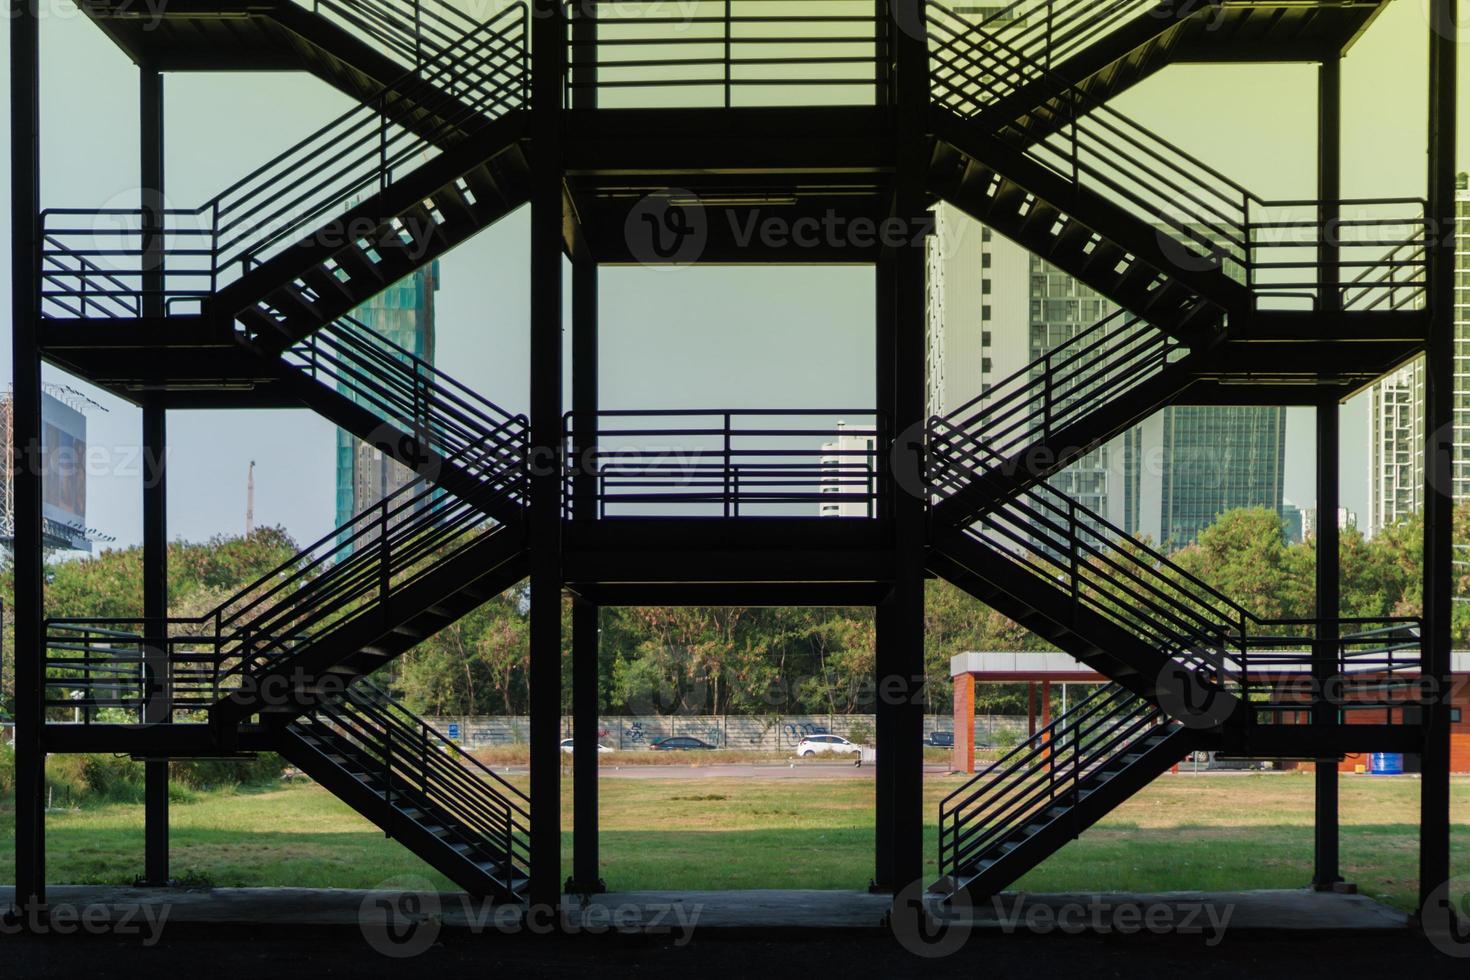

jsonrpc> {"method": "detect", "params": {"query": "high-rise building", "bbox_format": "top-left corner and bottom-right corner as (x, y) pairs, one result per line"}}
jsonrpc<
(818, 422), (880, 518)
(926, 203), (1287, 547)
(1364, 174), (1468, 535)
(334, 264), (440, 541)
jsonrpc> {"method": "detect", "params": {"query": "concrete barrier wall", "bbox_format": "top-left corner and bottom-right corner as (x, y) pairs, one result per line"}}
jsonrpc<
(421, 714), (1031, 751)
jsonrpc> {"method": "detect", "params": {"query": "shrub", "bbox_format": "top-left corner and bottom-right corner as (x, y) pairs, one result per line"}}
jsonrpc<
(0, 739), (15, 801)
(172, 753), (285, 791)
(44, 753), (145, 808)
(992, 726), (1021, 750)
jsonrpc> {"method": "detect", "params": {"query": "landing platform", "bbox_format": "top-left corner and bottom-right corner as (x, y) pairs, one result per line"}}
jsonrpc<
(0, 885), (1409, 937)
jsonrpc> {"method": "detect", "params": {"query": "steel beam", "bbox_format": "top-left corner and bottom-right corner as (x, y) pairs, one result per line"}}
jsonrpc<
(568, 164), (604, 888)
(10, 0), (45, 915)
(142, 398), (170, 885)
(1419, 0), (1456, 917)
(140, 62), (171, 888)
(569, 599), (604, 893)
(526, 0), (565, 913)
(874, 0), (929, 897)
(1312, 390), (1341, 889)
(1311, 55), (1342, 892)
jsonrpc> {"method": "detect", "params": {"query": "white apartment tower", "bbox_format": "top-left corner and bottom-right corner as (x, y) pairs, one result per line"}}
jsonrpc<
(1365, 175), (1470, 534)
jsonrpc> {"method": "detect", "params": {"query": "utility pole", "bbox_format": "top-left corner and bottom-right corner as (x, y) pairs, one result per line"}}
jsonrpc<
(245, 460), (255, 536)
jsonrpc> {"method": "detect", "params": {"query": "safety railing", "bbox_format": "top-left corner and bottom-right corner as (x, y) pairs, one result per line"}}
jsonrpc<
(564, 409), (886, 517)
(305, 0), (486, 69)
(39, 5), (528, 317)
(931, 309), (1191, 486)
(929, 0), (1157, 99)
(1342, 240), (1429, 313)
(1246, 199), (1431, 310)
(294, 679), (531, 883)
(43, 621), (300, 724)
(926, 435), (1425, 710)
(564, 0), (884, 108)
(926, 2), (1431, 310)
(284, 316), (530, 494)
(938, 682), (1170, 881)
(45, 446), (525, 722)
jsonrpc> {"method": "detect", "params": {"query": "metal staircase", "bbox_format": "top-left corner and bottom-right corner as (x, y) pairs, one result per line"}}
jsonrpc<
(280, 679), (529, 902)
(41, 4), (531, 349)
(78, 0), (508, 116)
(925, 0), (1427, 325)
(926, 483), (1251, 717)
(206, 473), (528, 739)
(927, 0), (1386, 140)
(936, 683), (1197, 901)
(273, 315), (529, 523)
(927, 309), (1203, 527)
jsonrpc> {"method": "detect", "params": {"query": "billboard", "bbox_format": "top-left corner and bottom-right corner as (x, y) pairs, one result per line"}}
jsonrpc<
(41, 390), (87, 535)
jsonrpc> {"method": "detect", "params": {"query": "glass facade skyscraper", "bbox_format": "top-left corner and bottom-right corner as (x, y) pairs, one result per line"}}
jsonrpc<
(927, 203), (1288, 548)
(334, 263), (440, 546)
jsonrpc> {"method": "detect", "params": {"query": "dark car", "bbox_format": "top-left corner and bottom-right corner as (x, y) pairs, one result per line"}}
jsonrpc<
(925, 731), (955, 748)
(649, 736), (717, 751)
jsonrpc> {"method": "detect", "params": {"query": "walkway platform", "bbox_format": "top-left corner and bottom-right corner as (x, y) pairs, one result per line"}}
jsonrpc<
(0, 886), (1409, 937)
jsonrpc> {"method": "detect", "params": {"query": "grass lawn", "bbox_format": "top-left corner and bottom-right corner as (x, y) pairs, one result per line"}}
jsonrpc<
(1, 772), (1466, 911)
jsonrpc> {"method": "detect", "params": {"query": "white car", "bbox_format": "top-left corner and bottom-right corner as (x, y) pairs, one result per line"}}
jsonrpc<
(796, 734), (863, 757)
(559, 738), (612, 754)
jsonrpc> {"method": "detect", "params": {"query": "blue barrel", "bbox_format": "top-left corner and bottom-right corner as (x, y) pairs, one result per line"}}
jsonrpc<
(1369, 753), (1404, 775)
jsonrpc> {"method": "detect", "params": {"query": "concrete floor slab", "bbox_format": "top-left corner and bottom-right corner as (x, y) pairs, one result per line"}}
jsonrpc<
(1, 885), (1410, 938)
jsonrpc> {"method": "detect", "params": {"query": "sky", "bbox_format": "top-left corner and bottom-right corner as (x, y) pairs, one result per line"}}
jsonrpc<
(0, 0), (1466, 552)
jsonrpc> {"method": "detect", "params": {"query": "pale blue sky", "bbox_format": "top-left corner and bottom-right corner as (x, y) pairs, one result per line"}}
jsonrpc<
(1, 1), (1466, 550)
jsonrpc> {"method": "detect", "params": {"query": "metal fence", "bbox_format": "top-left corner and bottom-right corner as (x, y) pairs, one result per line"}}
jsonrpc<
(421, 713), (1031, 751)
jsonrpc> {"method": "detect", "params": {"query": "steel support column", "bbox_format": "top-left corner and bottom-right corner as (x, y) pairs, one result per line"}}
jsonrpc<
(1419, 0), (1456, 919)
(1313, 390), (1341, 889)
(527, 0), (566, 913)
(1312, 54), (1342, 892)
(142, 399), (170, 885)
(140, 63), (170, 888)
(871, 247), (896, 891)
(875, 0), (930, 896)
(10, 0), (45, 915)
(568, 210), (604, 892)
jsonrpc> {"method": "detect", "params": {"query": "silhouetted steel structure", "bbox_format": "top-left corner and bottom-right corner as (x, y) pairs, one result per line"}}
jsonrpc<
(7, 0), (1457, 923)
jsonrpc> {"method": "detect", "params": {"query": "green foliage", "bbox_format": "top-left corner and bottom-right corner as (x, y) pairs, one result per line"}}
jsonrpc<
(7, 752), (285, 809)
(0, 739), (14, 799)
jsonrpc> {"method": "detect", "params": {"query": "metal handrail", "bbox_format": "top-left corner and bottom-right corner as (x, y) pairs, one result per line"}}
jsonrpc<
(284, 316), (530, 490)
(39, 5), (528, 317)
(925, 1), (1430, 304)
(295, 679), (530, 879)
(934, 310), (1191, 473)
(563, 0), (883, 108)
(43, 428), (526, 722)
(938, 683), (1167, 878)
(565, 408), (887, 518)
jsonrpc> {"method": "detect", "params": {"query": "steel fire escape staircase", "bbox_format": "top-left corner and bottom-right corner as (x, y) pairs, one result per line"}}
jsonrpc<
(43, 1), (538, 901)
(921, 0), (1425, 901)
